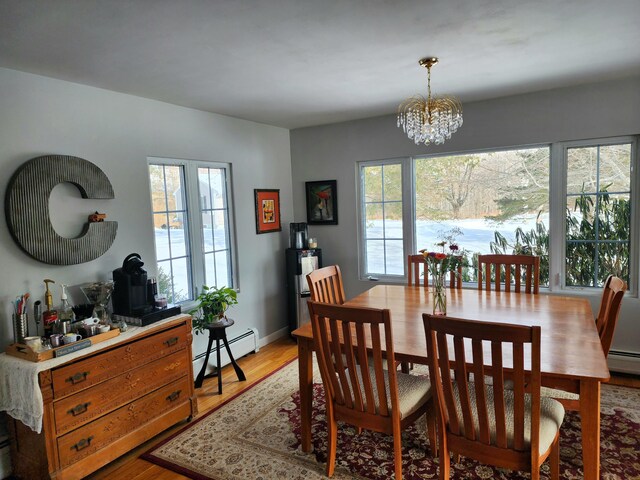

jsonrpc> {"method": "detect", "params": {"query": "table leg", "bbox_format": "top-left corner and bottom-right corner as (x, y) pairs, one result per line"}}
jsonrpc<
(194, 331), (215, 388)
(580, 379), (601, 480)
(298, 337), (313, 452)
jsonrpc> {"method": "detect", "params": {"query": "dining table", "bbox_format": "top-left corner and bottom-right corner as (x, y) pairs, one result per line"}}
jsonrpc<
(292, 284), (610, 480)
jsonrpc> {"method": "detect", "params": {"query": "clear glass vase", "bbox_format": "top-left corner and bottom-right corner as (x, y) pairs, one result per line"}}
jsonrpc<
(432, 273), (447, 316)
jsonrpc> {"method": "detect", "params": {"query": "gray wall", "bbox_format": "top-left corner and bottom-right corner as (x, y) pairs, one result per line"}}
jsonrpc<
(290, 76), (640, 365)
(0, 67), (293, 354)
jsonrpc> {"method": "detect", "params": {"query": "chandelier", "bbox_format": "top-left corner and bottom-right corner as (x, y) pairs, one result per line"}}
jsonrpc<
(397, 57), (463, 145)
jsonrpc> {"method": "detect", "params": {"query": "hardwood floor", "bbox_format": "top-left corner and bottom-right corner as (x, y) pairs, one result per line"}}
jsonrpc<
(86, 336), (638, 479)
(87, 336), (299, 480)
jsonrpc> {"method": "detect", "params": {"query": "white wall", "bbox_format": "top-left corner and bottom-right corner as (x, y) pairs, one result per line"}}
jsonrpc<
(290, 76), (640, 370)
(0, 67), (293, 354)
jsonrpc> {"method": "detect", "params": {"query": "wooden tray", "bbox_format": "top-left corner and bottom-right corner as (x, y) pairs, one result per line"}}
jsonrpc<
(5, 328), (121, 362)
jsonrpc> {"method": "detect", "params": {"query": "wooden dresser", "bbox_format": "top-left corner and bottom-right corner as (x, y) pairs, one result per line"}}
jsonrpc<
(8, 315), (197, 480)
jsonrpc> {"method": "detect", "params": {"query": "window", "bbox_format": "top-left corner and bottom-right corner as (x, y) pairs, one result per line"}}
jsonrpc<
(565, 141), (632, 287)
(357, 137), (637, 291)
(360, 161), (405, 277)
(148, 158), (236, 304)
(414, 147), (550, 285)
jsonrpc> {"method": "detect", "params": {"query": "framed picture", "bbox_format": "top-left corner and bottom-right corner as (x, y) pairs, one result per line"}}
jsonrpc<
(306, 180), (338, 225)
(254, 189), (282, 234)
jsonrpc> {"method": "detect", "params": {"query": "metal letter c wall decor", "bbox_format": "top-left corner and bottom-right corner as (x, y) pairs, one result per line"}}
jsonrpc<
(5, 155), (118, 265)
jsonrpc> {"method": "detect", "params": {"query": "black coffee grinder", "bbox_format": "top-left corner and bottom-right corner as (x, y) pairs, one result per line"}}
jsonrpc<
(112, 253), (153, 316)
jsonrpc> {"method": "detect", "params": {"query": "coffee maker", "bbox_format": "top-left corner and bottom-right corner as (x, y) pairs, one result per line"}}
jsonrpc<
(112, 253), (181, 326)
(112, 253), (152, 316)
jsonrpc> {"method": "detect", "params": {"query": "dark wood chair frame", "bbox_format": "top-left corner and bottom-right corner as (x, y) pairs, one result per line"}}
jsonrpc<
(477, 254), (540, 294)
(306, 265), (346, 305)
(309, 301), (436, 480)
(408, 254), (463, 289)
(423, 313), (561, 480)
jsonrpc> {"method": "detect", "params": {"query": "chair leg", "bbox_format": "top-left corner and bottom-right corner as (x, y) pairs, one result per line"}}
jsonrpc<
(439, 444), (450, 480)
(326, 405), (338, 477)
(392, 422), (404, 480)
(549, 432), (560, 480)
(426, 402), (438, 456)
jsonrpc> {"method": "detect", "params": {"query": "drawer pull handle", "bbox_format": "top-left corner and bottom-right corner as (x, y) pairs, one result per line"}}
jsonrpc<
(163, 337), (179, 347)
(65, 371), (89, 385)
(71, 436), (94, 451)
(68, 402), (91, 416)
(166, 390), (182, 402)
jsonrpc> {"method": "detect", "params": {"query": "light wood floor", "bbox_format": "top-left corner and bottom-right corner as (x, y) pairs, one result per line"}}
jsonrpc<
(87, 336), (639, 479)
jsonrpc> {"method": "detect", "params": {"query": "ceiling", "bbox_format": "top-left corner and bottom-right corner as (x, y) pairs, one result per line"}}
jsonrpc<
(1, 0), (639, 129)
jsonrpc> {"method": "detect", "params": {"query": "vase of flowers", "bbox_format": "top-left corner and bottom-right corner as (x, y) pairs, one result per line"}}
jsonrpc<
(421, 242), (465, 316)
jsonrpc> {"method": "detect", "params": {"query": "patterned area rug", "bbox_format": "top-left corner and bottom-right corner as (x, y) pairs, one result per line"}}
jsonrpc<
(143, 360), (640, 479)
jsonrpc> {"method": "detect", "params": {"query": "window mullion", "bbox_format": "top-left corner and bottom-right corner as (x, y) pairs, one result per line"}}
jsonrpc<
(550, 142), (566, 291)
(184, 163), (203, 298)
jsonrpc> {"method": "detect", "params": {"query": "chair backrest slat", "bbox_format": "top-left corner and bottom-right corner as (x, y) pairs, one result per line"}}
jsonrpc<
(477, 254), (540, 294)
(512, 342), (526, 450)
(471, 339), (491, 444)
(491, 341), (508, 448)
(307, 265), (346, 305)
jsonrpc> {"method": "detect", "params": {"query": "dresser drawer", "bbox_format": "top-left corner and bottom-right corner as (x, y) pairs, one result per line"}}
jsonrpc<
(52, 325), (188, 398)
(57, 376), (190, 467)
(53, 350), (190, 435)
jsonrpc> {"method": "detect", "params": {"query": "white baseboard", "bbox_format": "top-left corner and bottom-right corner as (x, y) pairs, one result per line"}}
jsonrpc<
(259, 326), (289, 348)
(608, 350), (640, 375)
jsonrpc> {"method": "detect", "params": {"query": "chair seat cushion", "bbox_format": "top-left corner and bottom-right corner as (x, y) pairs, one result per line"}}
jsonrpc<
(451, 381), (565, 455)
(348, 366), (431, 419)
(541, 386), (580, 401)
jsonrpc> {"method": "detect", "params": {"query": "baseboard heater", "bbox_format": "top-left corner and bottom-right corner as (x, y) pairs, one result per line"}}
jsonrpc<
(192, 327), (259, 378)
(608, 349), (640, 375)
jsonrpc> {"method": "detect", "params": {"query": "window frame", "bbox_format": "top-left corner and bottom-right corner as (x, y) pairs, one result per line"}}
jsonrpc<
(556, 136), (638, 292)
(356, 157), (412, 282)
(148, 157), (239, 305)
(356, 136), (638, 295)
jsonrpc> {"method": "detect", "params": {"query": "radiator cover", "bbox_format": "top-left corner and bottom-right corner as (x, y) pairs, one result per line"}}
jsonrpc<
(192, 327), (259, 377)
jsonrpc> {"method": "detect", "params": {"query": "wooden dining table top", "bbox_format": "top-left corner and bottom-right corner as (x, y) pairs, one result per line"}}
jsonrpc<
(294, 284), (610, 382)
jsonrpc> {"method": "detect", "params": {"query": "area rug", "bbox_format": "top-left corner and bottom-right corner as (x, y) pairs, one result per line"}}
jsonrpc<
(143, 359), (640, 479)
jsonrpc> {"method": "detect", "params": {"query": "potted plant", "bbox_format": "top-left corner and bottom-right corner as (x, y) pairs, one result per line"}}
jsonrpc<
(188, 285), (238, 334)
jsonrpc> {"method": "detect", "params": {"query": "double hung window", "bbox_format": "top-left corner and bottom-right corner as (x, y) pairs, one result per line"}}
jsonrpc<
(148, 158), (236, 303)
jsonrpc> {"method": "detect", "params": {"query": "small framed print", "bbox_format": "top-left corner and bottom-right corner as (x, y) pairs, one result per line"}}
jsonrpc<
(254, 189), (282, 234)
(306, 180), (337, 225)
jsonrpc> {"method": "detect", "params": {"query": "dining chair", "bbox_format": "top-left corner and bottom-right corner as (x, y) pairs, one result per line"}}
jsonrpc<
(308, 301), (436, 479)
(477, 254), (540, 294)
(423, 313), (564, 480)
(408, 254), (463, 289)
(306, 265), (346, 305)
(543, 275), (627, 410)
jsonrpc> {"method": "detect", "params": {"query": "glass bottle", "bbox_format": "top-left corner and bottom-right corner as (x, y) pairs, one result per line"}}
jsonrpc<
(58, 284), (76, 323)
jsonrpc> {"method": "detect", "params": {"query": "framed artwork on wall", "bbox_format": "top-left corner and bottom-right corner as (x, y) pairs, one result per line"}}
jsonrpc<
(254, 189), (282, 234)
(306, 180), (338, 225)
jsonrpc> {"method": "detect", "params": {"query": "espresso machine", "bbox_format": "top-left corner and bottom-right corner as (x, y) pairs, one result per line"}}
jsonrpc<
(285, 223), (322, 334)
(112, 253), (180, 326)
